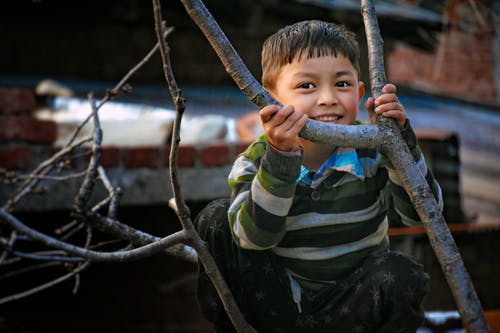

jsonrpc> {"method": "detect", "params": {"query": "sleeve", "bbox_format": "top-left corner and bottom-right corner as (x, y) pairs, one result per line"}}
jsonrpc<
(227, 137), (302, 250)
(384, 119), (444, 226)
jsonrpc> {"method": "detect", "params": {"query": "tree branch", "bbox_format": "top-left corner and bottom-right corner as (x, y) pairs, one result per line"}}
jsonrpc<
(152, 1), (256, 331)
(0, 208), (186, 263)
(0, 261), (91, 305)
(180, 0), (489, 332)
(179, 0), (381, 149)
(361, 1), (488, 332)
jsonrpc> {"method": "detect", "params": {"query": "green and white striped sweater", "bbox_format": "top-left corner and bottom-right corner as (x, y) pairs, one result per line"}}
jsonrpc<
(228, 125), (442, 282)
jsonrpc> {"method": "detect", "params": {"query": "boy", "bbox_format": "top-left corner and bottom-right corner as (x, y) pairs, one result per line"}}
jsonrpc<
(196, 20), (442, 332)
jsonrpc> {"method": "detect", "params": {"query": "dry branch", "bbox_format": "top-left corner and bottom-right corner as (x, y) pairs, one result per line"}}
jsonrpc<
(181, 0), (489, 331)
(0, 20), (196, 304)
(361, 1), (488, 332)
(152, 1), (256, 331)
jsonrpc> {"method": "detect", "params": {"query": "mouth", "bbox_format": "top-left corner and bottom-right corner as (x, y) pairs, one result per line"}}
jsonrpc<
(315, 115), (342, 123)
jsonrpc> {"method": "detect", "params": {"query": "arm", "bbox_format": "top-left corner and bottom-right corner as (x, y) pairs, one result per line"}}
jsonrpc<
(227, 137), (302, 249)
(227, 104), (306, 249)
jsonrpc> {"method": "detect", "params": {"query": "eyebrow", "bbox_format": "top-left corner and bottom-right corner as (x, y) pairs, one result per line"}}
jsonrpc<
(335, 70), (356, 78)
(292, 69), (356, 79)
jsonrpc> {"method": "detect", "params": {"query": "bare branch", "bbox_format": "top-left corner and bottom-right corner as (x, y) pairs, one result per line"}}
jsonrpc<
(179, 0), (380, 149)
(0, 208), (186, 262)
(152, 1), (256, 331)
(361, 1), (489, 332)
(72, 95), (102, 215)
(0, 230), (17, 264)
(179, 0), (489, 332)
(0, 261), (90, 305)
(64, 28), (174, 148)
(0, 261), (62, 280)
(5, 137), (92, 210)
(17, 171), (87, 181)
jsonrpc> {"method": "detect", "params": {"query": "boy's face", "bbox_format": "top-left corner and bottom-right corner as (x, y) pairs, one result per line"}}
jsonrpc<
(272, 54), (364, 126)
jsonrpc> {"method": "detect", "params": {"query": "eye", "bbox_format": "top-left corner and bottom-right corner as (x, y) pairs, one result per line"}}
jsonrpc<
(335, 81), (350, 88)
(298, 82), (315, 89)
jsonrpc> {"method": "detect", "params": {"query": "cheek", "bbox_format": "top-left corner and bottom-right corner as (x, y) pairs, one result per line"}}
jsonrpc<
(343, 97), (360, 115)
(292, 95), (316, 115)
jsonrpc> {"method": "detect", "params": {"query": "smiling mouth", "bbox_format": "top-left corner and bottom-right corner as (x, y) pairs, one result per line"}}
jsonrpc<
(315, 115), (342, 122)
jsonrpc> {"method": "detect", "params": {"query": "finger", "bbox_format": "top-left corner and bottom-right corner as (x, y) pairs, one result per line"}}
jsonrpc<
(281, 108), (306, 131)
(261, 104), (292, 124)
(374, 102), (404, 114)
(365, 97), (374, 110)
(288, 113), (309, 134)
(382, 83), (397, 94)
(259, 105), (280, 123)
(374, 93), (399, 107)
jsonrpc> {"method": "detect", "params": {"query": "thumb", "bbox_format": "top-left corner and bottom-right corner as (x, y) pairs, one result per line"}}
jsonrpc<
(365, 97), (377, 124)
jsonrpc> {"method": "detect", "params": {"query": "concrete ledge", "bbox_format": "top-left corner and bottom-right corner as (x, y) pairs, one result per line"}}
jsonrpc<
(1, 166), (232, 212)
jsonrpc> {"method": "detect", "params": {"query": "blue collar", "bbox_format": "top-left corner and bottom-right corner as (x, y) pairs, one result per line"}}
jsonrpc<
(297, 147), (365, 185)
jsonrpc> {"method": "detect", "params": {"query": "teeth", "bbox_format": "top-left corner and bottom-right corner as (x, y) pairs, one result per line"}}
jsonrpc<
(317, 115), (340, 121)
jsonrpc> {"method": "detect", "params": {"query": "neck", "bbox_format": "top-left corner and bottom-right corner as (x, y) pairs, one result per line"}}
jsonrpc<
(301, 140), (337, 170)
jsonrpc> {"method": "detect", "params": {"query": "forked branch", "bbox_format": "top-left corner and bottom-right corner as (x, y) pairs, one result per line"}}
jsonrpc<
(181, 0), (489, 331)
(152, 1), (257, 331)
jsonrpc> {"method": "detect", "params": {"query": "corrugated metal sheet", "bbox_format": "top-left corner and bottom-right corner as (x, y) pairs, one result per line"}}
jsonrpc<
(297, 0), (442, 23)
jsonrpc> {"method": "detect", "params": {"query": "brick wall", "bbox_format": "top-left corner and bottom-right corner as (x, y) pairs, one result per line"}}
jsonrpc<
(0, 88), (57, 170)
(0, 87), (250, 172)
(0, 87), (253, 210)
(387, 0), (497, 104)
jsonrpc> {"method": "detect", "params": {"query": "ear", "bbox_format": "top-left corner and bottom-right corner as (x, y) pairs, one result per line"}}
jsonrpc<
(357, 81), (365, 102)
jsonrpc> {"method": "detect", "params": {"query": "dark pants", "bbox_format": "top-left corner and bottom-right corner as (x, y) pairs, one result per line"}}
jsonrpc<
(195, 199), (429, 333)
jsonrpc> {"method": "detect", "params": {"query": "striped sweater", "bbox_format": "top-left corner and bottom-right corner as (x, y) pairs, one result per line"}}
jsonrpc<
(228, 122), (442, 281)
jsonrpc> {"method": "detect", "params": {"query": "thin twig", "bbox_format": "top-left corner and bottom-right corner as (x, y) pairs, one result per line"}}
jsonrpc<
(72, 94), (102, 215)
(97, 166), (123, 219)
(59, 222), (85, 241)
(468, 0), (487, 29)
(0, 261), (91, 305)
(17, 171), (87, 181)
(0, 208), (186, 262)
(0, 230), (17, 264)
(5, 137), (92, 210)
(65, 28), (174, 148)
(54, 220), (79, 235)
(0, 261), (61, 281)
(2, 248), (84, 263)
(152, 1), (255, 332)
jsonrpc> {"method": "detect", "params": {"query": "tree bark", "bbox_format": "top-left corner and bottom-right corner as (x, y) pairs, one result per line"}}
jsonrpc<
(361, 1), (489, 332)
(181, 0), (490, 332)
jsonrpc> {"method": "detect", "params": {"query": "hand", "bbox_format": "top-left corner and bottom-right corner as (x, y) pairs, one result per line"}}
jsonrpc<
(259, 104), (308, 151)
(364, 83), (406, 129)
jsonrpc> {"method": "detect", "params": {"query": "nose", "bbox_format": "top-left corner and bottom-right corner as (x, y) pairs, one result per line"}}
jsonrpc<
(318, 87), (337, 106)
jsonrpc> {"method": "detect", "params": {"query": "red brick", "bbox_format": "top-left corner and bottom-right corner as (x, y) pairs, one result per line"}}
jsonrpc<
(163, 145), (196, 167)
(0, 116), (56, 144)
(201, 143), (230, 167)
(123, 147), (160, 169)
(0, 88), (36, 114)
(101, 146), (120, 168)
(0, 146), (32, 170)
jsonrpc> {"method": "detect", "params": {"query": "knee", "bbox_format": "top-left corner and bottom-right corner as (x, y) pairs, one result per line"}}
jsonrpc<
(370, 252), (429, 300)
(194, 198), (230, 237)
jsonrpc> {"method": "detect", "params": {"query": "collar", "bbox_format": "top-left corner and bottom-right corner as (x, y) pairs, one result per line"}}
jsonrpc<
(297, 147), (365, 185)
